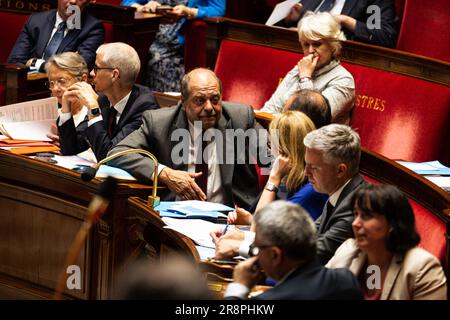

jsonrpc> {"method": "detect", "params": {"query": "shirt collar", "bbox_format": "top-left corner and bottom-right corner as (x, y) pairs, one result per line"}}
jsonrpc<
(55, 12), (64, 27)
(111, 91), (131, 116)
(328, 178), (351, 207)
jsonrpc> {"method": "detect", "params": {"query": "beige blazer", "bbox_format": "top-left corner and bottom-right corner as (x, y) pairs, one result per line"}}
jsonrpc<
(326, 239), (447, 300)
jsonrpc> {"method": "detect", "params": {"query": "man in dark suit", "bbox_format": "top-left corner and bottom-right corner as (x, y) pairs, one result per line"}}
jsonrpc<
(8, 0), (104, 71)
(225, 201), (362, 300)
(303, 123), (369, 263)
(58, 42), (158, 161)
(108, 68), (269, 208)
(277, 0), (398, 48)
(213, 123), (367, 265)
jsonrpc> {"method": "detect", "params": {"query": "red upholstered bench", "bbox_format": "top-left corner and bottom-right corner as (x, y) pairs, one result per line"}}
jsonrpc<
(396, 0), (450, 62)
(214, 40), (301, 109)
(184, 20), (208, 72)
(345, 62), (450, 165)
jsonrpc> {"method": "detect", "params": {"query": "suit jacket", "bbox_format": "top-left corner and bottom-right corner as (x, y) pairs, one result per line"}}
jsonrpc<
(316, 174), (368, 264)
(58, 84), (158, 161)
(326, 239), (448, 300)
(108, 102), (267, 208)
(278, 0), (398, 48)
(253, 258), (362, 300)
(7, 9), (104, 70)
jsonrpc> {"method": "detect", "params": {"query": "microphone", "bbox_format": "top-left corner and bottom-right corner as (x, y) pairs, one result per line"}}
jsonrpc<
(54, 176), (117, 299)
(79, 148), (160, 208)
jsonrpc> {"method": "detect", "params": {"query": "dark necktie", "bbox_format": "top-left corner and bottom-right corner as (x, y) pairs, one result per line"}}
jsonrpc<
(195, 137), (209, 196)
(43, 21), (66, 60)
(107, 107), (118, 138)
(318, 0), (335, 12)
(322, 200), (335, 227)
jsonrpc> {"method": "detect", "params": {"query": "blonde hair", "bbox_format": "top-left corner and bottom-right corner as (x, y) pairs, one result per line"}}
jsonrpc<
(269, 111), (316, 192)
(298, 11), (346, 57)
(45, 52), (88, 78)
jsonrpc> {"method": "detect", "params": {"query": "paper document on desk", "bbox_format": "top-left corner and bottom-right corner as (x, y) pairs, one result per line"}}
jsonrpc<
(397, 160), (450, 175)
(156, 201), (233, 219)
(0, 97), (58, 141)
(265, 0), (299, 26)
(162, 217), (225, 248)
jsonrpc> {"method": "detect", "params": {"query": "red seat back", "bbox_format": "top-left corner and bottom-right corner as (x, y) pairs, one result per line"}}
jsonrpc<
(184, 20), (208, 72)
(0, 12), (30, 63)
(396, 0), (450, 62)
(345, 62), (450, 165)
(102, 21), (114, 44)
(214, 40), (301, 109)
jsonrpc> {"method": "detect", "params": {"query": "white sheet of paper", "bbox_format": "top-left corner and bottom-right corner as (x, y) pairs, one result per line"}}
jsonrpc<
(0, 97), (58, 122)
(162, 217), (224, 248)
(397, 161), (439, 171)
(265, 0), (300, 26)
(0, 120), (55, 141)
(425, 176), (450, 190)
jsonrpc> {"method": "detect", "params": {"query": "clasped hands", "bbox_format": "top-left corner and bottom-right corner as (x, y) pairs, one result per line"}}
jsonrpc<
(138, 1), (195, 21)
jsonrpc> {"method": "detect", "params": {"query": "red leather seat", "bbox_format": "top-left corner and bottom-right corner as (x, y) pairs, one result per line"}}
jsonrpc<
(396, 0), (450, 62)
(0, 12), (30, 63)
(214, 40), (301, 109)
(345, 62), (450, 165)
(184, 20), (208, 72)
(103, 21), (114, 44)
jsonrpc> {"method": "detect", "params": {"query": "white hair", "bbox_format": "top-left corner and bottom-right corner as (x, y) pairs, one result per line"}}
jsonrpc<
(303, 124), (361, 175)
(298, 11), (346, 56)
(96, 42), (140, 85)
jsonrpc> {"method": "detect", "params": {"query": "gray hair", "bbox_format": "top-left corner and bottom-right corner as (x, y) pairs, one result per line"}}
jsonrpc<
(45, 51), (88, 78)
(181, 68), (222, 100)
(298, 11), (346, 57)
(303, 124), (361, 175)
(254, 201), (317, 261)
(96, 42), (140, 85)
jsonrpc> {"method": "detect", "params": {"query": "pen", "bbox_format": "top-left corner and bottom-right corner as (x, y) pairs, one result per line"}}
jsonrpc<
(221, 223), (229, 237)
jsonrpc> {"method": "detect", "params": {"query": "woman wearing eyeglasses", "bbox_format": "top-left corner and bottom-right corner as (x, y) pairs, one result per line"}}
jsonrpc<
(326, 184), (447, 300)
(45, 52), (90, 155)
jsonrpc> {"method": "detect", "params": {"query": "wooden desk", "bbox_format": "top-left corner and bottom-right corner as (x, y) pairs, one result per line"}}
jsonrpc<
(0, 150), (153, 299)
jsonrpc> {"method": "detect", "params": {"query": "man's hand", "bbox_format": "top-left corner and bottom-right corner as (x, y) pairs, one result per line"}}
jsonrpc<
(210, 228), (245, 259)
(65, 82), (99, 111)
(298, 53), (319, 78)
(335, 14), (357, 32)
(233, 256), (263, 289)
(159, 167), (206, 200)
(285, 3), (303, 24)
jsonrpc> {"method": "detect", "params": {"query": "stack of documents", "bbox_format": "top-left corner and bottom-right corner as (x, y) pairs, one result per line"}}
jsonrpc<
(155, 200), (234, 220)
(0, 97), (60, 154)
(397, 160), (450, 192)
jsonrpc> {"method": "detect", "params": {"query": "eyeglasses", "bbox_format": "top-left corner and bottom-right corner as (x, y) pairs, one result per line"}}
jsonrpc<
(249, 243), (273, 257)
(45, 78), (74, 89)
(93, 64), (116, 75)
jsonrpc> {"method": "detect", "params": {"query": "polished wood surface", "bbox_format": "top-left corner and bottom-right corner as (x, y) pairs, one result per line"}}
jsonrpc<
(0, 150), (153, 299)
(203, 17), (450, 87)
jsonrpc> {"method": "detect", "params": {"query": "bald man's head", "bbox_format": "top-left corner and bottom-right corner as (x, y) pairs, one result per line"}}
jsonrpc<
(284, 90), (331, 128)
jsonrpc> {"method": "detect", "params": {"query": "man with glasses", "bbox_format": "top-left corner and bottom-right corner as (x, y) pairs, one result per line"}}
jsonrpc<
(107, 68), (269, 208)
(58, 42), (158, 161)
(224, 200), (362, 299)
(8, 0), (104, 72)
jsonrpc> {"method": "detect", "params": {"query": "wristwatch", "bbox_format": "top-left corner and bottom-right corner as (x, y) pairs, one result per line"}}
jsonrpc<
(89, 107), (101, 116)
(265, 182), (279, 193)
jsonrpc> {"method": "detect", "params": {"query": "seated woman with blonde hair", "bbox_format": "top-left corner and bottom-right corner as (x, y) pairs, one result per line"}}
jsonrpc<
(227, 111), (328, 225)
(261, 11), (355, 124)
(326, 184), (447, 300)
(45, 52), (90, 155)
